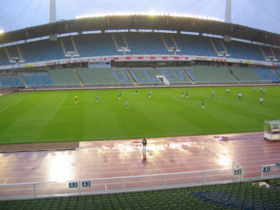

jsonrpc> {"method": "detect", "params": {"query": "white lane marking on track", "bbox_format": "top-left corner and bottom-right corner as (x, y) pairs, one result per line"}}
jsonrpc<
(48, 94), (67, 120)
(0, 98), (24, 113)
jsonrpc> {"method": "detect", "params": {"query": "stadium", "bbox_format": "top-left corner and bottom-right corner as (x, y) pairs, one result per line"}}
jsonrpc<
(0, 0), (280, 209)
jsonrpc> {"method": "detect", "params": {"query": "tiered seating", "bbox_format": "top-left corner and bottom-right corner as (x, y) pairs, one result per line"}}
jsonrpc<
(23, 73), (52, 87)
(274, 48), (280, 60)
(20, 39), (64, 63)
(0, 75), (24, 88)
(49, 69), (80, 87)
(0, 48), (9, 66)
(162, 34), (176, 50)
(212, 38), (225, 53)
(157, 68), (191, 84)
(230, 66), (261, 83)
(125, 33), (169, 55)
(2, 33), (280, 65)
(223, 40), (263, 60)
(262, 46), (273, 58)
(77, 68), (133, 86)
(276, 70), (280, 78)
(114, 33), (126, 49)
(187, 65), (237, 84)
(175, 34), (216, 56)
(252, 68), (280, 82)
(1, 180), (279, 209)
(7, 46), (19, 58)
(75, 34), (122, 57)
(129, 68), (160, 85)
(62, 37), (75, 53)
(129, 68), (191, 85)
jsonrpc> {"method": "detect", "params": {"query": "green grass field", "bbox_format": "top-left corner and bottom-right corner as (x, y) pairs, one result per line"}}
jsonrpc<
(0, 86), (279, 144)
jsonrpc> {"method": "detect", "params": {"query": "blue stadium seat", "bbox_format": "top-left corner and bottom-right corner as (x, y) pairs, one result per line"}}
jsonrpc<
(0, 75), (24, 88)
(252, 68), (280, 82)
(125, 33), (170, 55)
(175, 34), (216, 57)
(20, 39), (64, 63)
(23, 73), (53, 87)
(223, 40), (264, 60)
(0, 48), (10, 66)
(75, 34), (122, 57)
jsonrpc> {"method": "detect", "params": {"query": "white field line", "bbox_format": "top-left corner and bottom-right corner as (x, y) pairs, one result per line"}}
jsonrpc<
(48, 94), (67, 120)
(0, 98), (24, 113)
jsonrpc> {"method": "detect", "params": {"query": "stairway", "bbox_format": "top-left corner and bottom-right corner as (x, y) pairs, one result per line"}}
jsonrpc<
(4, 47), (11, 61)
(19, 73), (28, 88)
(171, 34), (180, 52)
(126, 70), (137, 86)
(209, 38), (218, 55)
(228, 68), (240, 83)
(71, 36), (79, 56)
(161, 34), (170, 52)
(122, 34), (130, 51)
(219, 39), (229, 55)
(274, 69), (280, 79)
(259, 46), (266, 60)
(183, 69), (195, 84)
(60, 39), (67, 56)
(74, 69), (84, 87)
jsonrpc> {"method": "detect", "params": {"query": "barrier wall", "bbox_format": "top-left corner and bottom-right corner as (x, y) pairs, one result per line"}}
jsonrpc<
(0, 167), (244, 201)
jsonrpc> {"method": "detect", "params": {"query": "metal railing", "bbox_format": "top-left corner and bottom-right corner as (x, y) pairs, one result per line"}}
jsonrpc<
(0, 167), (243, 201)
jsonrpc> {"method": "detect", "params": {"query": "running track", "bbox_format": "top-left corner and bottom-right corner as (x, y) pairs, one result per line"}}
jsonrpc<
(0, 132), (280, 199)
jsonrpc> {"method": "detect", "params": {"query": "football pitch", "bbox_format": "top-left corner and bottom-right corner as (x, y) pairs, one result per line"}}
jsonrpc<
(0, 86), (279, 144)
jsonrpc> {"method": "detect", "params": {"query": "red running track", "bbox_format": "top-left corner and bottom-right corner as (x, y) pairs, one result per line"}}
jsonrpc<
(0, 132), (280, 198)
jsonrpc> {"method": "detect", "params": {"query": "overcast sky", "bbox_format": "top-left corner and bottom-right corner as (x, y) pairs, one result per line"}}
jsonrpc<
(0, 0), (279, 34)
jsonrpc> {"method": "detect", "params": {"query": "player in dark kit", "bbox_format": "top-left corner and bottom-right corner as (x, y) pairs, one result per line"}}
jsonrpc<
(201, 99), (205, 109)
(142, 138), (147, 158)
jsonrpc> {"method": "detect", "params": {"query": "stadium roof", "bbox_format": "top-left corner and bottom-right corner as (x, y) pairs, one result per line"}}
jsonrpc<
(0, 15), (279, 46)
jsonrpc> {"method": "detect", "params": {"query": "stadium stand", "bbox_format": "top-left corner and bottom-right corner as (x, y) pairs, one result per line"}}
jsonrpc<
(62, 36), (75, 53)
(75, 34), (122, 58)
(125, 33), (170, 55)
(0, 48), (10, 66)
(175, 34), (216, 57)
(274, 48), (280, 60)
(77, 68), (133, 86)
(7, 46), (20, 58)
(113, 33), (128, 53)
(276, 70), (280, 78)
(129, 68), (162, 85)
(1, 33), (280, 65)
(157, 68), (191, 84)
(262, 46), (274, 58)
(223, 40), (264, 60)
(0, 180), (279, 209)
(22, 73), (52, 87)
(0, 75), (24, 88)
(129, 68), (192, 85)
(20, 39), (65, 63)
(161, 33), (178, 53)
(229, 66), (261, 83)
(49, 69), (80, 87)
(211, 38), (225, 54)
(252, 68), (280, 82)
(187, 65), (237, 84)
